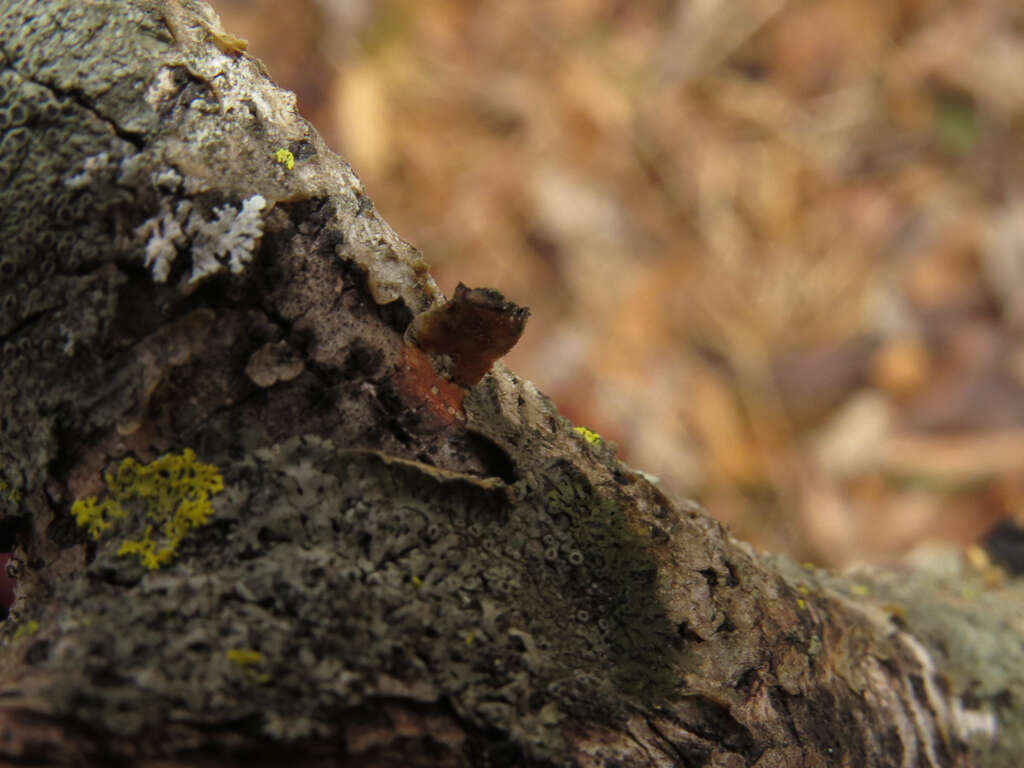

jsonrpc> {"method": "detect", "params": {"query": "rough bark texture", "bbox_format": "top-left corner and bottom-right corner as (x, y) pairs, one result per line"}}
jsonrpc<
(0, 2), (1022, 766)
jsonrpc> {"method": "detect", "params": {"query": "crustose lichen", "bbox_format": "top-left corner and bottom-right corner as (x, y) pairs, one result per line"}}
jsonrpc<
(273, 148), (294, 170)
(73, 449), (224, 570)
(572, 426), (602, 445)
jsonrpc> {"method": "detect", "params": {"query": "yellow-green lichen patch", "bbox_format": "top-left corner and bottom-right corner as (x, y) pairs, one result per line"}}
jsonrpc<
(227, 647), (263, 666)
(573, 426), (602, 445)
(227, 647), (271, 683)
(72, 449), (224, 570)
(12, 619), (39, 642)
(0, 476), (22, 505)
(274, 148), (294, 170)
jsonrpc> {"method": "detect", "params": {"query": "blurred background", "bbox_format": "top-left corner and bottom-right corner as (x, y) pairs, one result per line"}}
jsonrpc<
(207, 0), (1024, 568)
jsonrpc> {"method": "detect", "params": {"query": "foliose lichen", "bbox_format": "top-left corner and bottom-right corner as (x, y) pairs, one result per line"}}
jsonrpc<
(135, 194), (268, 283)
(73, 448), (224, 570)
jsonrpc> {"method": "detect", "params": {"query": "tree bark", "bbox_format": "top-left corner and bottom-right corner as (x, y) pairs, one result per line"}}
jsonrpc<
(1, 1), (1022, 766)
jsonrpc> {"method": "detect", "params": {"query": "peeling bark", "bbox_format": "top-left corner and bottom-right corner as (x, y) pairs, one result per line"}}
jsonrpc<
(0, 2), (1022, 766)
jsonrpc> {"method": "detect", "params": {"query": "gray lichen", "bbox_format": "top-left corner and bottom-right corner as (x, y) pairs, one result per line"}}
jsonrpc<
(16, 436), (681, 762)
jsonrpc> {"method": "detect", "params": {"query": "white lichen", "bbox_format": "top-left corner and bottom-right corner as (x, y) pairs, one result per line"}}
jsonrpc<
(136, 194), (267, 284)
(64, 152), (110, 189)
(135, 209), (185, 283)
(152, 167), (183, 191)
(185, 194), (267, 283)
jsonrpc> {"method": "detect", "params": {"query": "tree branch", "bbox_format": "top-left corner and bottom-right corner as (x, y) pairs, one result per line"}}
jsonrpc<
(0, 1), (1021, 766)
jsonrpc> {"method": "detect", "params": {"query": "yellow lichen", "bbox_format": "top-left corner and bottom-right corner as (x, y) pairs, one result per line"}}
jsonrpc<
(12, 619), (39, 641)
(573, 426), (602, 445)
(72, 449), (224, 570)
(0, 460), (23, 505)
(227, 648), (264, 666)
(227, 647), (271, 683)
(274, 148), (295, 170)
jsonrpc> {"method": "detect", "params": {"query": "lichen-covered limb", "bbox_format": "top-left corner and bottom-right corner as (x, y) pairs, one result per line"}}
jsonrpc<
(0, 1), (1022, 767)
